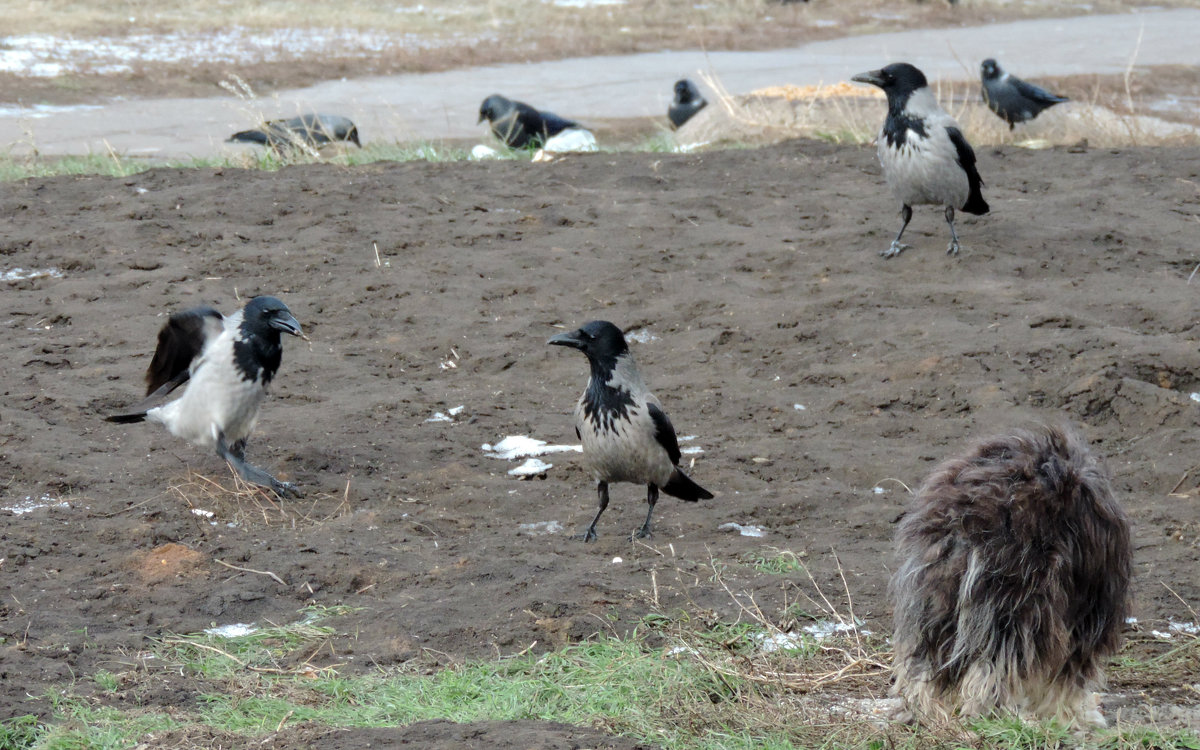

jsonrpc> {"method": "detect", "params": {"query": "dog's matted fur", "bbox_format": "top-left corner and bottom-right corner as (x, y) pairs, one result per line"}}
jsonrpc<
(890, 424), (1131, 727)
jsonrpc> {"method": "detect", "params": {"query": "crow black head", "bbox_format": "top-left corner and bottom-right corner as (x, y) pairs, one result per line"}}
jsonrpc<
(674, 79), (699, 103)
(852, 62), (929, 97)
(548, 320), (629, 365)
(478, 94), (510, 124)
(980, 58), (1001, 81)
(346, 126), (362, 147)
(243, 296), (303, 339)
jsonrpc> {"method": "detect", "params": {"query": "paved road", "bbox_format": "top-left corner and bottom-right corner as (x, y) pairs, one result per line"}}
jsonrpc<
(2, 8), (1197, 159)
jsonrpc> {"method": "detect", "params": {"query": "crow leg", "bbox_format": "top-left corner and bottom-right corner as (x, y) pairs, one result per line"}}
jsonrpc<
(574, 481), (609, 542)
(944, 205), (961, 255)
(634, 484), (658, 540)
(215, 431), (300, 498)
(883, 205), (913, 258)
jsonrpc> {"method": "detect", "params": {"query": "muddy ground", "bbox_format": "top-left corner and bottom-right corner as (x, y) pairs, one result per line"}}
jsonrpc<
(2, 139), (1200, 744)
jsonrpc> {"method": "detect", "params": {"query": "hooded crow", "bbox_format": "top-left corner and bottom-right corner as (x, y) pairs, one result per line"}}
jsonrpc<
(107, 296), (305, 497)
(668, 79), (708, 129)
(228, 113), (362, 152)
(853, 63), (989, 258)
(478, 94), (581, 149)
(548, 321), (713, 542)
(980, 58), (1069, 130)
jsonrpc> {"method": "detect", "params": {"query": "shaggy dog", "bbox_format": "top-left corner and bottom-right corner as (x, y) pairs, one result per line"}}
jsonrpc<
(890, 425), (1131, 727)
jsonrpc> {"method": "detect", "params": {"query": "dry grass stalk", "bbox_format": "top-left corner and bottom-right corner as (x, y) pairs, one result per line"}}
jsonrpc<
(169, 469), (325, 529)
(670, 551), (891, 695)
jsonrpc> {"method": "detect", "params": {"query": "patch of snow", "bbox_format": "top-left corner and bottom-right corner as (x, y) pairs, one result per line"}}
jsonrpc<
(190, 508), (215, 518)
(872, 486), (885, 495)
(2, 267), (63, 282)
(4, 494), (69, 515)
(680, 446), (704, 455)
(793, 403), (806, 410)
(425, 406), (464, 423)
(549, 0), (625, 6)
(611, 556), (623, 563)
(471, 144), (500, 160)
(482, 435), (580, 460)
(0, 28), (497, 77)
(1169, 620), (1199, 635)
(517, 520), (563, 535)
(1191, 392), (1200, 403)
(204, 623), (257, 638)
(626, 329), (659, 344)
(508, 457), (553, 477)
(0, 103), (103, 119)
(803, 620), (872, 639)
(719, 522), (766, 537)
(755, 632), (805, 653)
(542, 128), (598, 153)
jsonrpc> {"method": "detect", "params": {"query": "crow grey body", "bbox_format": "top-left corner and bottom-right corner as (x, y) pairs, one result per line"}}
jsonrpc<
(980, 58), (1068, 130)
(549, 321), (712, 542)
(668, 79), (707, 129)
(107, 296), (304, 497)
(228, 113), (361, 151)
(853, 63), (988, 258)
(478, 94), (580, 149)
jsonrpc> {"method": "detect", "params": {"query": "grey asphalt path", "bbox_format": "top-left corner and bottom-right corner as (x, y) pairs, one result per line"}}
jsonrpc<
(2, 8), (1197, 159)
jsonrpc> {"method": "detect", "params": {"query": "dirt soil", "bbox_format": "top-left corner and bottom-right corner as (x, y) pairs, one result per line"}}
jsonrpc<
(2, 139), (1200, 743)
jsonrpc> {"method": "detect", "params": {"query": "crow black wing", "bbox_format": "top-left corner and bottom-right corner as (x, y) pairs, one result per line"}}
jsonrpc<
(538, 110), (581, 138)
(1011, 77), (1068, 105)
(144, 307), (224, 396)
(946, 126), (989, 215)
(647, 403), (682, 466)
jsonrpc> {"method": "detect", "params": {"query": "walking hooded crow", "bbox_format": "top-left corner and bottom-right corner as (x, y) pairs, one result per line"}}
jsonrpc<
(548, 321), (713, 542)
(107, 296), (305, 497)
(980, 58), (1069, 130)
(228, 113), (362, 152)
(478, 94), (581, 149)
(853, 63), (989, 258)
(668, 79), (708, 129)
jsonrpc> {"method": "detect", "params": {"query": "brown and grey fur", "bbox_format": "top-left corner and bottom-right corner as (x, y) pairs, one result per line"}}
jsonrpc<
(890, 425), (1131, 727)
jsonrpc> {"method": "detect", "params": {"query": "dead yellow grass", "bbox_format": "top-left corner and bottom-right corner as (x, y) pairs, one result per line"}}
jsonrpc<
(681, 72), (1200, 150)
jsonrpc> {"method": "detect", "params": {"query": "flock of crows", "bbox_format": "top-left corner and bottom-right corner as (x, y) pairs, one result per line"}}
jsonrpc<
(108, 58), (1130, 730)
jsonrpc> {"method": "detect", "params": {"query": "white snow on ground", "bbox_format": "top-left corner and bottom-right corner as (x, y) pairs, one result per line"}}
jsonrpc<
(0, 28), (495, 77)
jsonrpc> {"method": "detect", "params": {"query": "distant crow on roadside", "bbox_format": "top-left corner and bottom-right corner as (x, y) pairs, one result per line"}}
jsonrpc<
(228, 113), (361, 152)
(980, 58), (1069, 130)
(106, 296), (305, 497)
(478, 94), (581, 149)
(668, 79), (708, 129)
(548, 321), (713, 542)
(852, 62), (989, 258)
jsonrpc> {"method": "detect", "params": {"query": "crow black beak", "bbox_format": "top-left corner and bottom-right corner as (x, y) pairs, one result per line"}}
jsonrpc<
(547, 330), (585, 350)
(477, 113), (487, 124)
(271, 312), (304, 338)
(851, 70), (885, 88)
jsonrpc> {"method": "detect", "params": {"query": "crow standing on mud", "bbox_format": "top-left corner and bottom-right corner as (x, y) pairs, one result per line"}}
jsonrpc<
(548, 321), (713, 542)
(106, 296), (305, 497)
(478, 94), (581, 149)
(980, 58), (1069, 130)
(228, 114), (362, 152)
(853, 63), (989, 258)
(668, 79), (708, 129)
